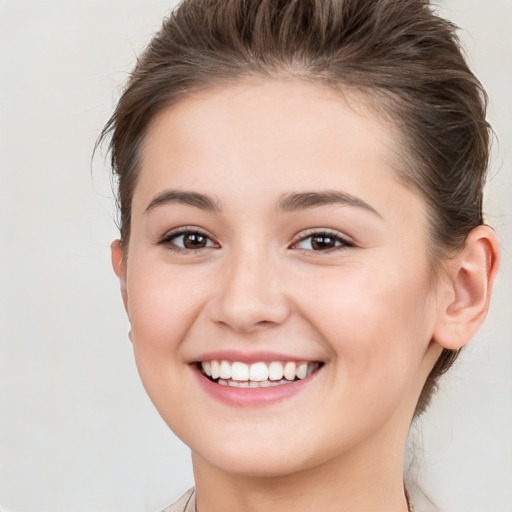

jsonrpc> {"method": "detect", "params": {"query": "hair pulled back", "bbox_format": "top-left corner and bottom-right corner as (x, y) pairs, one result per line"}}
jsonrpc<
(99, 0), (491, 416)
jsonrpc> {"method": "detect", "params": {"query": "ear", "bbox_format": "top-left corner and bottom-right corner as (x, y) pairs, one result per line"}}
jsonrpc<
(111, 239), (129, 314)
(433, 225), (500, 350)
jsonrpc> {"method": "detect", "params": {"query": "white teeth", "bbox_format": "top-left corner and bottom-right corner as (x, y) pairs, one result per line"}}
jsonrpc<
(296, 362), (308, 379)
(211, 360), (220, 379)
(219, 360), (231, 380)
(228, 379), (249, 387)
(283, 361), (296, 381)
(231, 361), (249, 381)
(225, 378), (295, 388)
(268, 361), (284, 381)
(307, 363), (318, 375)
(201, 359), (321, 386)
(249, 362), (268, 382)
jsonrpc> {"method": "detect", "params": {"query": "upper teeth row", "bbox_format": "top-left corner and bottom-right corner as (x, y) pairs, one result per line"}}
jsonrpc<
(201, 360), (319, 382)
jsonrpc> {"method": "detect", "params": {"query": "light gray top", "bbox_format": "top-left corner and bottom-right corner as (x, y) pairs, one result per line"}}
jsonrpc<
(162, 487), (415, 511)
(161, 488), (195, 512)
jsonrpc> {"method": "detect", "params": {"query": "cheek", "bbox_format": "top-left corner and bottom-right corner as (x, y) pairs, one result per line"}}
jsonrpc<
(295, 262), (434, 393)
(125, 259), (208, 371)
(124, 260), (214, 423)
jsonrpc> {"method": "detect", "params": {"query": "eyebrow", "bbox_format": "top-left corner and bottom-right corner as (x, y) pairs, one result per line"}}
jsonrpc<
(145, 188), (381, 218)
(145, 189), (221, 213)
(278, 190), (382, 218)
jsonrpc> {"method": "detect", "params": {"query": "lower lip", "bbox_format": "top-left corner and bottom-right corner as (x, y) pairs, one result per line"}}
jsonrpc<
(192, 364), (320, 407)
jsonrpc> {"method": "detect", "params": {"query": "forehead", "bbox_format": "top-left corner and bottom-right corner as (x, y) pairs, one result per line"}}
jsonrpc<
(137, 79), (405, 204)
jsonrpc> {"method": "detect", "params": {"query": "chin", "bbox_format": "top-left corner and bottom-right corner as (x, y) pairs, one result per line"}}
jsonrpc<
(196, 446), (311, 478)
(187, 425), (341, 479)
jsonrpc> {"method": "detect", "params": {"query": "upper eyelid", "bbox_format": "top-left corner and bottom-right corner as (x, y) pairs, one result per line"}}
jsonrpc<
(292, 228), (353, 243)
(160, 226), (210, 238)
(157, 226), (219, 245)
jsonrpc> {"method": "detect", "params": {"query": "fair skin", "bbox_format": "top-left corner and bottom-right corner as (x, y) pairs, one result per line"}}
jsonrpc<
(111, 80), (499, 512)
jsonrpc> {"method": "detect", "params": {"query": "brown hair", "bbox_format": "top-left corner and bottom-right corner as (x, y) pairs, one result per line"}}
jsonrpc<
(98, 0), (491, 416)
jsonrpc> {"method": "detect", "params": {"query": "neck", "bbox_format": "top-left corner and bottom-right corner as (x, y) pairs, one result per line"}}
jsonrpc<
(192, 427), (410, 512)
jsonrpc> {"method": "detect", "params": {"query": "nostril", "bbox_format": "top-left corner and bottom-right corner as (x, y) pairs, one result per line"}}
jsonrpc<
(255, 320), (274, 327)
(213, 315), (285, 334)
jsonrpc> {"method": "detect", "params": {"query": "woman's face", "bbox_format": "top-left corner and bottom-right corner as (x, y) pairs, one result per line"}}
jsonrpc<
(114, 80), (444, 477)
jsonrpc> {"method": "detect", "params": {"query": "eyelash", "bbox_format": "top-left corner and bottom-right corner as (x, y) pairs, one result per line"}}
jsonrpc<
(291, 230), (354, 253)
(157, 228), (354, 253)
(157, 227), (219, 253)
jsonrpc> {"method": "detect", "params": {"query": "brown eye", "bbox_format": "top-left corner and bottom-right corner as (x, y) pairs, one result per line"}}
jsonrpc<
(182, 232), (208, 249)
(161, 230), (218, 250)
(310, 235), (338, 250)
(294, 232), (352, 251)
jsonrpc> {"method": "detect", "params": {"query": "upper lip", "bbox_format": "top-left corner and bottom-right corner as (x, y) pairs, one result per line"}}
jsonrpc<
(191, 350), (323, 364)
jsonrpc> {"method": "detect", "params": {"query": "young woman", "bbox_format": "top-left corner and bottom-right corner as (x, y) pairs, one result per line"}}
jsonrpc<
(100, 1), (500, 510)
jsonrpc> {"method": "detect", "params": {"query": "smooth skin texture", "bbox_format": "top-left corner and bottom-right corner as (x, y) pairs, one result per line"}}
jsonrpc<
(112, 80), (499, 512)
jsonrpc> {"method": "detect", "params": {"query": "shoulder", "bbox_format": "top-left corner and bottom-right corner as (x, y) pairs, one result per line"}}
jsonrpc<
(160, 488), (195, 512)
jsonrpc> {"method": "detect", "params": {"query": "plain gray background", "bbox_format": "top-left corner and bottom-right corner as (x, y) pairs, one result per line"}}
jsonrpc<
(0, 1), (511, 511)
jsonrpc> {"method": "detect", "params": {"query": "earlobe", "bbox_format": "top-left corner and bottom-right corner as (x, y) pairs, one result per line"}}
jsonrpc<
(433, 225), (500, 350)
(111, 239), (129, 313)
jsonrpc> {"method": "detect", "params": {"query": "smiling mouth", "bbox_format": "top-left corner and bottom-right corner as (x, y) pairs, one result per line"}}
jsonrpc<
(198, 360), (323, 388)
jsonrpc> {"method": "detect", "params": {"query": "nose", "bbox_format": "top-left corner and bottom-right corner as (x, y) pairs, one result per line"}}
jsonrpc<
(209, 248), (291, 333)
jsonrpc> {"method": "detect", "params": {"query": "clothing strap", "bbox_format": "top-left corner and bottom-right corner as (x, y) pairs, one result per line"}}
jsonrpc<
(167, 487), (415, 511)
(405, 485), (416, 512)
